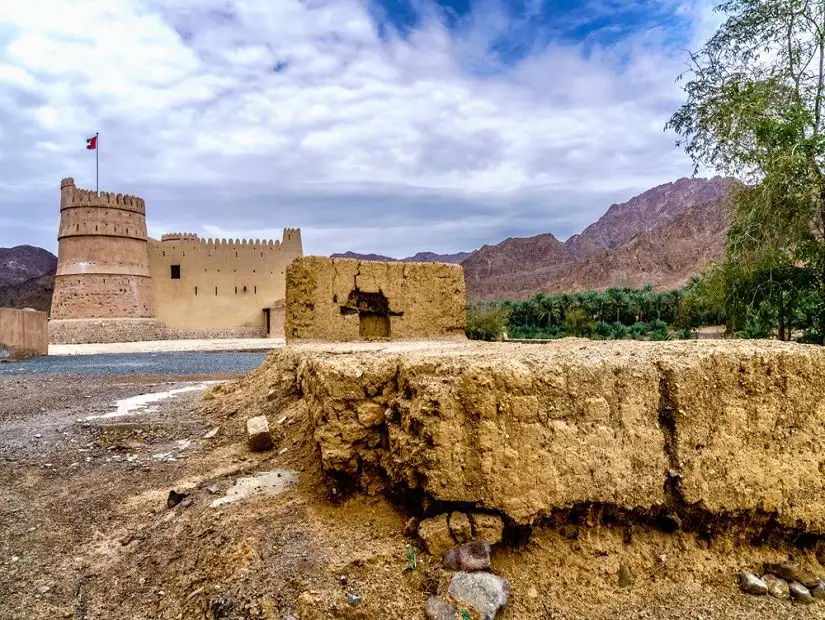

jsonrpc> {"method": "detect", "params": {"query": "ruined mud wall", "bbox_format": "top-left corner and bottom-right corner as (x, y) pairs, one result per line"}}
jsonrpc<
(284, 257), (466, 342)
(237, 340), (825, 534)
(0, 308), (48, 359)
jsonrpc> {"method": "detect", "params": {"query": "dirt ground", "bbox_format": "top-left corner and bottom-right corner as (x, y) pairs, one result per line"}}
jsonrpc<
(1, 366), (824, 619)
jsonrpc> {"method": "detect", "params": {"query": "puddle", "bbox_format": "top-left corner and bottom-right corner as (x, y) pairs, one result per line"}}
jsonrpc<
(85, 381), (220, 420)
(210, 470), (298, 508)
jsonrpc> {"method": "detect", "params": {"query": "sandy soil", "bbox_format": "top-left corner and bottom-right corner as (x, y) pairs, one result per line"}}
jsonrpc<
(1, 351), (824, 619)
(49, 338), (285, 356)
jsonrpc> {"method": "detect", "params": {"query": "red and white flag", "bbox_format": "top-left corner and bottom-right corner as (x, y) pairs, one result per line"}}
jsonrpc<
(86, 135), (97, 150)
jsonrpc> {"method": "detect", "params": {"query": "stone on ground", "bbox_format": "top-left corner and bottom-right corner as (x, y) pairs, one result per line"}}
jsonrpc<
(762, 574), (790, 600)
(764, 562), (820, 588)
(789, 580), (815, 604)
(442, 541), (492, 572)
(812, 581), (825, 600)
(246, 415), (273, 452)
(418, 514), (455, 557)
(470, 513), (504, 545)
(425, 595), (458, 620)
(447, 571), (510, 619)
(618, 565), (634, 588)
(738, 572), (767, 595)
(449, 512), (473, 544)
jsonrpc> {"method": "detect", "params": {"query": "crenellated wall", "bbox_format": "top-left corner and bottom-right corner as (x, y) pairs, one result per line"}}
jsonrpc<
(147, 229), (302, 331)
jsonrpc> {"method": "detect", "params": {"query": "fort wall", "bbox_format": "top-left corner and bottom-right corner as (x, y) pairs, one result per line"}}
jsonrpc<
(284, 257), (466, 341)
(0, 308), (48, 360)
(147, 230), (302, 332)
(49, 178), (303, 343)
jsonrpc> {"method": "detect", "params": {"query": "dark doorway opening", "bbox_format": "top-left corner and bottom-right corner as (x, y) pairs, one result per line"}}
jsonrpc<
(263, 308), (271, 335)
(170, 265), (181, 279)
(339, 289), (402, 340)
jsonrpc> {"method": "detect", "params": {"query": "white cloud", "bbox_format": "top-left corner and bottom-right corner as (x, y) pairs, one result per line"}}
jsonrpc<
(0, 0), (719, 257)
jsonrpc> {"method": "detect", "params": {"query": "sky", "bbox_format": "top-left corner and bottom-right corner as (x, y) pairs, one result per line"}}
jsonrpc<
(0, 0), (721, 257)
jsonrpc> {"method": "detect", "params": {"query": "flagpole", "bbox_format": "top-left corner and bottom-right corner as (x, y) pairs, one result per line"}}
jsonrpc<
(96, 132), (99, 195)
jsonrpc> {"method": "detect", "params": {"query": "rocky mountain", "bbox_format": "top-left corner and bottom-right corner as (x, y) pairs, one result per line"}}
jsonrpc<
(0, 274), (55, 313)
(462, 176), (736, 300)
(0, 245), (57, 288)
(0, 246), (57, 312)
(331, 250), (472, 264)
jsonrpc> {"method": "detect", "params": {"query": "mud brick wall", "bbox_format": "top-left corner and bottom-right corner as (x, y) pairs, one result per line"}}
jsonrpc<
(0, 308), (48, 359)
(237, 340), (825, 534)
(284, 257), (466, 342)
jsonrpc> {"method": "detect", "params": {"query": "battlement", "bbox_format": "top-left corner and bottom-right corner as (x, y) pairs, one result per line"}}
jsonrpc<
(198, 237), (281, 247)
(161, 233), (200, 242)
(60, 178), (146, 215)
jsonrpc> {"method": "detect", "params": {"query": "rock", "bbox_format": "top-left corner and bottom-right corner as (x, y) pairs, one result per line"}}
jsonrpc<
(246, 415), (273, 452)
(527, 585), (538, 599)
(203, 427), (219, 439)
(618, 565), (634, 588)
(37, 585), (51, 594)
(356, 401), (384, 427)
(449, 512), (473, 544)
(762, 574), (790, 599)
(419, 514), (455, 557)
(738, 572), (768, 595)
(812, 580), (825, 600)
(789, 581), (814, 604)
(180, 499), (193, 508)
(339, 576), (348, 586)
(447, 572), (510, 619)
(764, 562), (820, 588)
(167, 490), (188, 509)
(346, 591), (361, 606)
(442, 541), (492, 572)
(470, 514), (504, 545)
(425, 595), (458, 620)
(205, 484), (219, 494)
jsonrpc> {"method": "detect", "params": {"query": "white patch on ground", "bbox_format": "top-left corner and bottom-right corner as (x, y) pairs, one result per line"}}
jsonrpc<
(210, 470), (298, 508)
(85, 382), (221, 421)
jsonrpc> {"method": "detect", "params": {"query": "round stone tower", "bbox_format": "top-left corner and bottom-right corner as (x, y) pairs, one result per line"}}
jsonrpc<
(50, 178), (156, 320)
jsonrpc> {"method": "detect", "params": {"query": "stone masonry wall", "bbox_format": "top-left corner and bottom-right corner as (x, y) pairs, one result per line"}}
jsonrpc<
(48, 318), (265, 344)
(285, 257), (466, 342)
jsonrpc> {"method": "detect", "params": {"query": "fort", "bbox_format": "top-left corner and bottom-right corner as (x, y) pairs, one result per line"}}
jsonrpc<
(49, 178), (303, 343)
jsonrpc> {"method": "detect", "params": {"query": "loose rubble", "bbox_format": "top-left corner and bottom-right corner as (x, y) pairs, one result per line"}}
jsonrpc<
(762, 573), (790, 599)
(442, 541), (492, 572)
(789, 581), (815, 604)
(245, 415), (273, 452)
(447, 572), (510, 619)
(738, 572), (768, 596)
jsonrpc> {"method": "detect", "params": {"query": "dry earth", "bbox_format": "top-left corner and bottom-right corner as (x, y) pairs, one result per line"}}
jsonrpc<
(2, 343), (825, 619)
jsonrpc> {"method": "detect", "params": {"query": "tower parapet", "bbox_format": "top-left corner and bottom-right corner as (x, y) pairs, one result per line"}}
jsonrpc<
(161, 232), (200, 242)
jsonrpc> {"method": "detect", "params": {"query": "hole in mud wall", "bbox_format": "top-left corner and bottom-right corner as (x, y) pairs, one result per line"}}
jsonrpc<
(339, 289), (403, 340)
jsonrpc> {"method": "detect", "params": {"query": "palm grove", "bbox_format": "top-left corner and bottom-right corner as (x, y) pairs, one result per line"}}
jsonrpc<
(469, 1), (825, 343)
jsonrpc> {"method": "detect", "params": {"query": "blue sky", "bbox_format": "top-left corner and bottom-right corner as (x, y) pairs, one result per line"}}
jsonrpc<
(0, 0), (718, 257)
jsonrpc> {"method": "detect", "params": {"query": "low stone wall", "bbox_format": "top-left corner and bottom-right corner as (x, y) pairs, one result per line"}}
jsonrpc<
(49, 318), (265, 344)
(0, 308), (48, 360)
(285, 257), (466, 342)
(225, 339), (825, 535)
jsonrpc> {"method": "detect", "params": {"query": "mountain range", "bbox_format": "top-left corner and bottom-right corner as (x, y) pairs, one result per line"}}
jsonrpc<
(0, 246), (56, 312)
(338, 176), (735, 300)
(0, 175), (736, 312)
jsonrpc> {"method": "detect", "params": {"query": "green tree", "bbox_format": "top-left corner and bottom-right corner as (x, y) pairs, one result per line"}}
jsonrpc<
(667, 0), (825, 338)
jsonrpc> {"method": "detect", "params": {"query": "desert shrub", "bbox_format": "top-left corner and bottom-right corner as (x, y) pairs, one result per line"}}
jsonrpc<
(610, 322), (629, 340)
(466, 303), (510, 341)
(594, 321), (613, 339)
(630, 322), (649, 339)
(675, 328), (694, 340)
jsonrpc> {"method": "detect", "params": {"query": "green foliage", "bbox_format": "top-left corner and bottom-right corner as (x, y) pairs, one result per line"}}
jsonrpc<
(667, 0), (825, 344)
(675, 328), (695, 340)
(465, 303), (510, 341)
(564, 307), (593, 337)
(630, 322), (649, 340)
